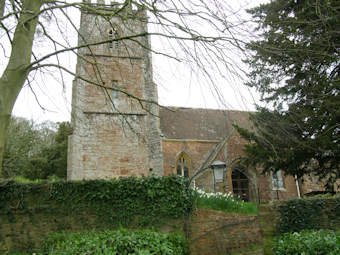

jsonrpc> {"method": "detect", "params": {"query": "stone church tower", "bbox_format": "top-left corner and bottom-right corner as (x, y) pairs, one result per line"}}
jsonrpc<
(67, 0), (163, 180)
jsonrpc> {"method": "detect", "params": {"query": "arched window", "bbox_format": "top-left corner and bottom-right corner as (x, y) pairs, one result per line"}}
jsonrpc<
(175, 152), (191, 178)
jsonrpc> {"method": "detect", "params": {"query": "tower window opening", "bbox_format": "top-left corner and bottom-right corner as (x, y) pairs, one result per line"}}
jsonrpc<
(108, 29), (119, 49)
(109, 30), (113, 48)
(111, 80), (119, 99)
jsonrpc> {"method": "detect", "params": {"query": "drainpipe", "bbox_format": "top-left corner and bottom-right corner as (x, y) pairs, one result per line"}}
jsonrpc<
(295, 175), (301, 198)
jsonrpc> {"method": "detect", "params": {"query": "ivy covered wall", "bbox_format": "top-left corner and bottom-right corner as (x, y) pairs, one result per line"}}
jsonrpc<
(259, 197), (340, 255)
(0, 176), (193, 253)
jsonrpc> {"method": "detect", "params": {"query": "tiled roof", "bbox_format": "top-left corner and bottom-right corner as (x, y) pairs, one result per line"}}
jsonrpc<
(159, 106), (252, 140)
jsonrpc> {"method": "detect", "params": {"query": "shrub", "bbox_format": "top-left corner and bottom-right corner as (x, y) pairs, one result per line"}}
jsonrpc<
(2, 118), (70, 180)
(194, 188), (258, 215)
(0, 175), (194, 227)
(276, 197), (340, 234)
(272, 229), (340, 255)
(42, 228), (189, 255)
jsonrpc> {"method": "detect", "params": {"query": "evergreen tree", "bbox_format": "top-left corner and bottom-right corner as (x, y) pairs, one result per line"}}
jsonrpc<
(24, 122), (71, 180)
(237, 0), (340, 191)
(2, 118), (70, 180)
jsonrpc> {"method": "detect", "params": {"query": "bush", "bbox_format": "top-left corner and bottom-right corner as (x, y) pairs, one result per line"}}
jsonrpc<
(0, 175), (194, 227)
(272, 229), (340, 255)
(42, 228), (189, 255)
(2, 118), (70, 180)
(194, 188), (258, 215)
(276, 197), (340, 234)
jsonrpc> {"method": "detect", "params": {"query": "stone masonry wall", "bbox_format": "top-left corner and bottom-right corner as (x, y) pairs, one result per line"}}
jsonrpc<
(68, 2), (163, 180)
(189, 209), (263, 255)
(0, 204), (262, 255)
(162, 132), (302, 202)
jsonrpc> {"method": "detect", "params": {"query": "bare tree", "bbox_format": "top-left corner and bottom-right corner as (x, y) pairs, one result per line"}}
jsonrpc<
(0, 0), (249, 174)
(0, 0), (5, 17)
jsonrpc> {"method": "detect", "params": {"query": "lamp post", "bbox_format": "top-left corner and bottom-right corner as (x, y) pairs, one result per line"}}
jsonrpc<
(211, 160), (226, 193)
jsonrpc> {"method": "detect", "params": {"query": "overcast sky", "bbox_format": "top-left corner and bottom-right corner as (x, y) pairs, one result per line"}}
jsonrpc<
(2, 0), (269, 123)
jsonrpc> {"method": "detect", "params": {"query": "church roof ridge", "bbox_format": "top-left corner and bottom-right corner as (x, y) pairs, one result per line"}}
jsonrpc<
(160, 105), (255, 114)
(159, 106), (252, 140)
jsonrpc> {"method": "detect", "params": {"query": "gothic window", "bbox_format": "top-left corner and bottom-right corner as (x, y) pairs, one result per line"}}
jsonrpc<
(108, 29), (119, 49)
(176, 152), (191, 178)
(272, 170), (284, 190)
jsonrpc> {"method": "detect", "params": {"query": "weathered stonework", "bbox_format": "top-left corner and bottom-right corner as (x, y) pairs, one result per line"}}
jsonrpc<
(159, 107), (312, 202)
(67, 2), (328, 200)
(68, 1), (163, 180)
(189, 209), (263, 255)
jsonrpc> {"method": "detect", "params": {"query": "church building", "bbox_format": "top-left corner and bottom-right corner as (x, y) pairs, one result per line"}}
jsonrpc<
(67, 0), (324, 202)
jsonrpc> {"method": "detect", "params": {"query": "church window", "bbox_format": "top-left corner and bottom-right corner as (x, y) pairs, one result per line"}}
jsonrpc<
(176, 152), (191, 178)
(272, 170), (284, 190)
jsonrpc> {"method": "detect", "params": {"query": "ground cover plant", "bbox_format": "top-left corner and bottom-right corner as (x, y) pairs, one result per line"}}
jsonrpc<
(194, 188), (258, 215)
(41, 228), (189, 255)
(272, 229), (340, 255)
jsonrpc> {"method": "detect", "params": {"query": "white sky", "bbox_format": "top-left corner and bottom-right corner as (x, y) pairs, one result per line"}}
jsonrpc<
(2, 0), (268, 123)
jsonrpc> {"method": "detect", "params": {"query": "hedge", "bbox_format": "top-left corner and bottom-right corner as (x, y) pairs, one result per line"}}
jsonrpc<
(0, 175), (193, 226)
(276, 197), (340, 234)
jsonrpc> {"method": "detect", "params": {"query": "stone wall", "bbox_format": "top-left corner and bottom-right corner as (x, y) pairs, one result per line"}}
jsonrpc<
(189, 209), (263, 255)
(258, 198), (340, 255)
(162, 139), (224, 178)
(0, 180), (265, 255)
(257, 204), (279, 255)
(0, 207), (263, 255)
(162, 133), (302, 203)
(68, 3), (163, 180)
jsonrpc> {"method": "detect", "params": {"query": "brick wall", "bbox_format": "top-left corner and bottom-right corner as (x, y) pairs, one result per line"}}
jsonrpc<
(189, 209), (263, 255)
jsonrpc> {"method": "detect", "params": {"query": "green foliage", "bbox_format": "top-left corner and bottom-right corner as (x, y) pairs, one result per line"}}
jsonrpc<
(26, 122), (71, 179)
(272, 230), (340, 255)
(2, 117), (54, 178)
(2, 117), (71, 180)
(10, 175), (64, 183)
(41, 228), (189, 255)
(276, 197), (340, 234)
(194, 189), (258, 215)
(0, 175), (193, 227)
(238, 0), (340, 190)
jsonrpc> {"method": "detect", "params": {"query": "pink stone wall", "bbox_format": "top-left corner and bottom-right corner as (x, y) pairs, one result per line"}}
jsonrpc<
(68, 6), (163, 180)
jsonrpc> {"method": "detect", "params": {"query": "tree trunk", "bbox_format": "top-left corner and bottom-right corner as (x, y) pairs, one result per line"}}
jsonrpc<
(0, 0), (5, 18)
(0, 0), (42, 175)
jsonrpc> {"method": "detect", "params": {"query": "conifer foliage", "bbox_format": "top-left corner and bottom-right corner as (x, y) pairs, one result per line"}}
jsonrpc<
(236, 0), (340, 191)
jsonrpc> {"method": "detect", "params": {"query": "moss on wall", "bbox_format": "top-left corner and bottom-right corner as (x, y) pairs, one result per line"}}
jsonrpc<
(0, 176), (267, 255)
(0, 176), (192, 254)
(258, 196), (340, 255)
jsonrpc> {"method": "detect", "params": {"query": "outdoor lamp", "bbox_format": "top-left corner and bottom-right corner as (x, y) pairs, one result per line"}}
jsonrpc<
(211, 160), (226, 192)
